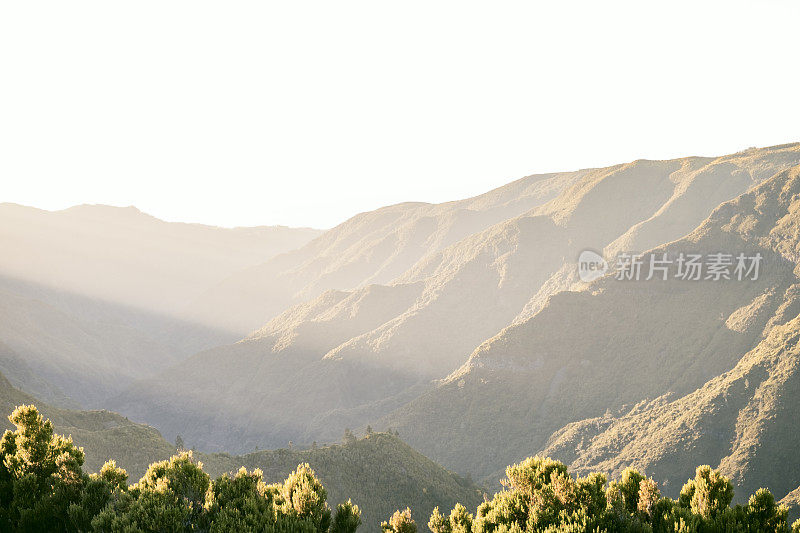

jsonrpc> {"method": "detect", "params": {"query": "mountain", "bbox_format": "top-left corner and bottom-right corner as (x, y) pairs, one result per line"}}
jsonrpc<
(185, 170), (587, 336)
(0, 339), (76, 408)
(0, 204), (321, 406)
(539, 312), (800, 502)
(781, 487), (800, 522)
(529, 166), (800, 499)
(380, 162), (800, 495)
(0, 203), (321, 321)
(111, 143), (800, 463)
(0, 281), (192, 407)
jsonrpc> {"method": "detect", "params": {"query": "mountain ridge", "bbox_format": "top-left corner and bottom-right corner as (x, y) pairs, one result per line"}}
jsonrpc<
(380, 163), (800, 494)
(111, 144), (800, 470)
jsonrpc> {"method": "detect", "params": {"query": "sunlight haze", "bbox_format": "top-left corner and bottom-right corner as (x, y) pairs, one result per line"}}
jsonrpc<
(2, 0), (799, 228)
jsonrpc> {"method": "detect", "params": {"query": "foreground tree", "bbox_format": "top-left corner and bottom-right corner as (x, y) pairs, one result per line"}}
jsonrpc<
(429, 503), (473, 533)
(382, 507), (416, 533)
(0, 405), (86, 530)
(92, 452), (211, 531)
(0, 406), (360, 532)
(331, 499), (362, 533)
(95, 457), (352, 532)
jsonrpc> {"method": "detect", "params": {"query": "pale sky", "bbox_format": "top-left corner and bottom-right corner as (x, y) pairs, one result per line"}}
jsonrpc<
(2, 1), (799, 229)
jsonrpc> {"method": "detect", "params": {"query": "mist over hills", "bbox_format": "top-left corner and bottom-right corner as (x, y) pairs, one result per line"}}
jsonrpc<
(0, 203), (321, 318)
(0, 204), (321, 406)
(108, 142), (800, 512)
(383, 162), (800, 495)
(185, 169), (587, 336)
(5, 143), (800, 523)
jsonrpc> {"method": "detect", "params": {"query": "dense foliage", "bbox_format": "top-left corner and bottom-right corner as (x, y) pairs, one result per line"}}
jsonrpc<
(429, 457), (800, 533)
(0, 405), (360, 532)
(1, 405), (798, 532)
(199, 431), (484, 531)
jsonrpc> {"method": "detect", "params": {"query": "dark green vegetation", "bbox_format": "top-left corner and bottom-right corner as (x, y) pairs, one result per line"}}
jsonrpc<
(3, 406), (798, 532)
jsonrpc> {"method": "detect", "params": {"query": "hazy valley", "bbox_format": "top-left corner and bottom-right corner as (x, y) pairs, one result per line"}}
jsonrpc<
(4, 144), (800, 530)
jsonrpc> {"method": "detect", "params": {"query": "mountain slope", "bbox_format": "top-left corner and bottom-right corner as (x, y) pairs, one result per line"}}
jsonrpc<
(781, 487), (800, 522)
(0, 282), (188, 407)
(540, 311), (800, 500)
(0, 339), (76, 408)
(186, 170), (587, 336)
(0, 203), (321, 321)
(379, 161), (800, 485)
(112, 144), (800, 459)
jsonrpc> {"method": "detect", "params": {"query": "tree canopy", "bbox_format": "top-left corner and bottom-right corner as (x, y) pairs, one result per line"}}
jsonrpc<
(1, 405), (798, 532)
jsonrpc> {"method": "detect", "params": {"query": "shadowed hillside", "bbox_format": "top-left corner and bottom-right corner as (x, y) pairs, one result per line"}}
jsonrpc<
(782, 487), (800, 523)
(539, 312), (800, 503)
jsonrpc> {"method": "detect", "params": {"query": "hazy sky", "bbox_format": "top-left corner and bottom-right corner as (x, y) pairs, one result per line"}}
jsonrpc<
(2, 1), (799, 229)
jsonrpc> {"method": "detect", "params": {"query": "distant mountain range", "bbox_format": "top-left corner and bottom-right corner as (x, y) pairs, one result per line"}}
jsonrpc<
(0, 204), (322, 406)
(185, 169), (587, 336)
(4, 143), (800, 513)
